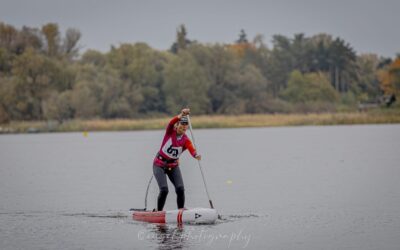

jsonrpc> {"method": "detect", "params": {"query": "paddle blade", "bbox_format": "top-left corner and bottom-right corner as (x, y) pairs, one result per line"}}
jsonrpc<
(129, 208), (147, 211)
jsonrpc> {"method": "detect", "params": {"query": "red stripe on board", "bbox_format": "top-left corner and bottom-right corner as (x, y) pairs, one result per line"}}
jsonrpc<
(177, 209), (183, 224)
(177, 210), (181, 224)
(133, 211), (166, 223)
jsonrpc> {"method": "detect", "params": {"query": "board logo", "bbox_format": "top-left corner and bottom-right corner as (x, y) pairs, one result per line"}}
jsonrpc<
(195, 213), (202, 219)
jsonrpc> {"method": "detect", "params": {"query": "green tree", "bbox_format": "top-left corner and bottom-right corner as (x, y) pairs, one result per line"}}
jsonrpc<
(291, 33), (314, 73)
(170, 24), (192, 54)
(11, 48), (53, 119)
(247, 34), (272, 96)
(70, 82), (101, 118)
(0, 48), (14, 74)
(107, 43), (166, 114)
(163, 52), (210, 114)
(281, 70), (339, 103)
(188, 44), (239, 113)
(0, 23), (43, 65)
(42, 90), (74, 122)
(353, 54), (381, 99)
(81, 49), (107, 67)
(62, 28), (81, 60)
(236, 29), (249, 44)
(226, 64), (269, 114)
(15, 26), (43, 55)
(0, 76), (14, 122)
(71, 64), (109, 118)
(267, 35), (294, 97)
(328, 38), (357, 92)
(308, 34), (333, 72)
(100, 67), (142, 118)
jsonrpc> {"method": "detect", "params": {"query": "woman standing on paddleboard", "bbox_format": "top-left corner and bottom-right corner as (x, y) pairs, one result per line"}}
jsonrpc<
(153, 108), (201, 211)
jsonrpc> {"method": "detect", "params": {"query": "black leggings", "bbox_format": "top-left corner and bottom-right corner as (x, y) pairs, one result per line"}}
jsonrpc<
(153, 165), (185, 211)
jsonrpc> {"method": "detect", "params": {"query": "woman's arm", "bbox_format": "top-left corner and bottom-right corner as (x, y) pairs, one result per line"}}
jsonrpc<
(166, 116), (179, 134)
(185, 139), (201, 160)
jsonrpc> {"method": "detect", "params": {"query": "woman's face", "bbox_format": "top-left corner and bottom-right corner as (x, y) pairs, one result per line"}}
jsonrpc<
(176, 123), (188, 135)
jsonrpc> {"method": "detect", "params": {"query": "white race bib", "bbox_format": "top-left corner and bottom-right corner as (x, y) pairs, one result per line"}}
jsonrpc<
(161, 138), (183, 159)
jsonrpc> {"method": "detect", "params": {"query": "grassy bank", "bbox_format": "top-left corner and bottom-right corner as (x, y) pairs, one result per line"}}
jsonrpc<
(1, 109), (400, 134)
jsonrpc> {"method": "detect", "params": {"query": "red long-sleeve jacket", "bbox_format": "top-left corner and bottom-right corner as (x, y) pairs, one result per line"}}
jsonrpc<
(153, 116), (197, 167)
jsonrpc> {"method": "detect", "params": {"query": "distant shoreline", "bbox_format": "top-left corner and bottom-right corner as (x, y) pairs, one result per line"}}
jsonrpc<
(1, 110), (400, 134)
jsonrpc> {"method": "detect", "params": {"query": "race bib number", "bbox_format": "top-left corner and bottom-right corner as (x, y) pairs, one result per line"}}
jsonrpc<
(161, 138), (182, 159)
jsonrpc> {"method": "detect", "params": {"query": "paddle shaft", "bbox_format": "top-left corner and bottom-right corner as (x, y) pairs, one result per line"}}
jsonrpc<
(187, 115), (215, 209)
(144, 174), (153, 210)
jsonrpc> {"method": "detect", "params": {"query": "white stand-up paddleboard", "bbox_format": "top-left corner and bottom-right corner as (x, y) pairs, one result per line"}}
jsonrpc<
(131, 208), (218, 224)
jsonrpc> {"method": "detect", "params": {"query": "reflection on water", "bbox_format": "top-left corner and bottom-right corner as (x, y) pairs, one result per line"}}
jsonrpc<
(144, 224), (188, 250)
(138, 221), (253, 249)
(62, 212), (128, 219)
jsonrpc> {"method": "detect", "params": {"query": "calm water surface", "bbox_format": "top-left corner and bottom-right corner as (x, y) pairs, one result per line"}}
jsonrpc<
(1, 124), (400, 250)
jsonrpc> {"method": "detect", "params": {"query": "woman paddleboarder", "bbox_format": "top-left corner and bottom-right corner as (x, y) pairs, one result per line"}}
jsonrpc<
(153, 108), (201, 211)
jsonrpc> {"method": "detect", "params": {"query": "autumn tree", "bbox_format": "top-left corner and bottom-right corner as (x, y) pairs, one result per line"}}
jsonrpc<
(1, 20), (397, 122)
(41, 23), (61, 57)
(379, 58), (400, 97)
(0, 22), (18, 53)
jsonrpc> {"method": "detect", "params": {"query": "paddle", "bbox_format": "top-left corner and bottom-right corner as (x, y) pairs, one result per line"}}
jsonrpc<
(130, 174), (153, 211)
(187, 115), (221, 219)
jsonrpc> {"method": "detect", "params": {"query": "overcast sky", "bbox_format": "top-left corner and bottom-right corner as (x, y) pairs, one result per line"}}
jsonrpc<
(1, 0), (399, 57)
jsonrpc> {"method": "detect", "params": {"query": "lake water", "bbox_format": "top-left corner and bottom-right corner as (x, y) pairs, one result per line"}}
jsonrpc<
(1, 124), (400, 250)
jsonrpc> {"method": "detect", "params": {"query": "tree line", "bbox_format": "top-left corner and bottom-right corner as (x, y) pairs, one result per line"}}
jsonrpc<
(0, 23), (399, 123)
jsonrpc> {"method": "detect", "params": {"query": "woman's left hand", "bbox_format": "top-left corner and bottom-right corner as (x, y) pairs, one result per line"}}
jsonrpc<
(195, 155), (202, 161)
